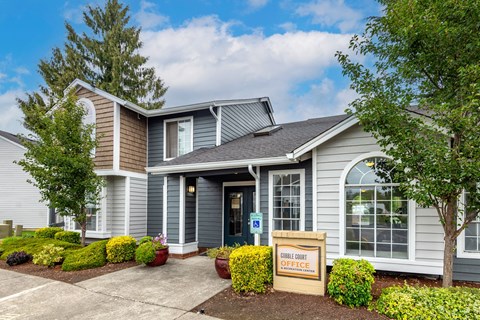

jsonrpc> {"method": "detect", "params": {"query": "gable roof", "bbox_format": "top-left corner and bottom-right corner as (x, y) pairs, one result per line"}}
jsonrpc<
(0, 130), (26, 149)
(146, 114), (350, 174)
(66, 79), (274, 122)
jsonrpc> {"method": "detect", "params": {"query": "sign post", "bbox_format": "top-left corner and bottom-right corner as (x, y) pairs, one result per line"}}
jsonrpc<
(272, 231), (327, 296)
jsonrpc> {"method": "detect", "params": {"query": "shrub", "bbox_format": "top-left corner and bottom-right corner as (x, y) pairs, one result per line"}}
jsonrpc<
(139, 236), (153, 245)
(0, 238), (81, 260)
(62, 240), (108, 271)
(135, 242), (156, 264)
(54, 231), (80, 244)
(6, 251), (32, 266)
(33, 244), (65, 267)
(327, 258), (375, 307)
(375, 284), (480, 320)
(106, 236), (136, 263)
(229, 245), (272, 293)
(35, 227), (64, 239)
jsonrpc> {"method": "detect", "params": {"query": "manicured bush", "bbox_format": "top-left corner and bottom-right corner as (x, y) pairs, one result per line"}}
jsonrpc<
(62, 240), (108, 271)
(327, 258), (375, 307)
(0, 238), (81, 260)
(6, 251), (32, 266)
(139, 236), (153, 245)
(106, 236), (137, 263)
(135, 242), (156, 265)
(375, 285), (480, 319)
(33, 244), (65, 267)
(229, 245), (272, 293)
(34, 227), (64, 239)
(54, 231), (80, 244)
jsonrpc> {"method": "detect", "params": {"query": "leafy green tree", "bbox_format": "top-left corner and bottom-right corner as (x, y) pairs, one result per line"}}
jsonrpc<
(337, 0), (480, 287)
(18, 92), (104, 246)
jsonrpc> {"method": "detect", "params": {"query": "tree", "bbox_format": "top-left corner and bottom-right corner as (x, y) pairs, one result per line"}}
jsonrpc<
(18, 92), (104, 246)
(20, 0), (167, 126)
(337, 0), (480, 287)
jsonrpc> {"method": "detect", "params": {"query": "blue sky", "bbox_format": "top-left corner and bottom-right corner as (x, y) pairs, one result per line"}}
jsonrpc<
(0, 0), (380, 134)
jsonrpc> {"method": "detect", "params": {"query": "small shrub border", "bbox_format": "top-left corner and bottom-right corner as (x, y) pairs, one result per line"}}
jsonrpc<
(34, 227), (64, 239)
(62, 240), (108, 271)
(106, 236), (137, 263)
(229, 245), (272, 293)
(33, 244), (65, 267)
(0, 237), (81, 259)
(54, 231), (80, 244)
(6, 251), (32, 266)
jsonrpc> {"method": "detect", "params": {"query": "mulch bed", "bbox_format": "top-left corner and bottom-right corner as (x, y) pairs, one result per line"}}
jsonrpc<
(192, 272), (480, 320)
(0, 260), (137, 284)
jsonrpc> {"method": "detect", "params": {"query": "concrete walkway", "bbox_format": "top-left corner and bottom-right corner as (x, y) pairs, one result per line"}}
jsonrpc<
(0, 256), (230, 320)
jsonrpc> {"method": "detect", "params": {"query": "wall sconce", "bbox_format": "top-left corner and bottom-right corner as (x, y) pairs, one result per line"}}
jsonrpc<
(187, 185), (196, 195)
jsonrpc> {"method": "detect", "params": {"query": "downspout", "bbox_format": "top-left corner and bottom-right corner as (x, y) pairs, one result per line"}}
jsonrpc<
(209, 106), (221, 146)
(248, 164), (261, 246)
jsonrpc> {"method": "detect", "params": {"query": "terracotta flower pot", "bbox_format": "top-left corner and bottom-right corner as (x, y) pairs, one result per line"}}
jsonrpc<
(214, 257), (231, 279)
(147, 247), (169, 267)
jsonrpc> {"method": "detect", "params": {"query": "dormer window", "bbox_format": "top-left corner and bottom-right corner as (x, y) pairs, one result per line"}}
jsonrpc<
(164, 117), (193, 160)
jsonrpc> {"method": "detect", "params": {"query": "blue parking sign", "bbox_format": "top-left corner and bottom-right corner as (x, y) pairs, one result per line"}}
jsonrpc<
(250, 212), (263, 234)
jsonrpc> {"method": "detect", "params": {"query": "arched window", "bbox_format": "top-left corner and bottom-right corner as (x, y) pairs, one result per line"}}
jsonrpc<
(345, 157), (409, 259)
(77, 98), (96, 155)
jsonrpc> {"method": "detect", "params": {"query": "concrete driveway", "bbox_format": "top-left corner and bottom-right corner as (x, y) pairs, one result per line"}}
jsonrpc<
(0, 256), (230, 320)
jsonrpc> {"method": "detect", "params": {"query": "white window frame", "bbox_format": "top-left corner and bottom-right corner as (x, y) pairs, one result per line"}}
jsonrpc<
(339, 152), (416, 262)
(70, 186), (107, 235)
(268, 169), (305, 245)
(77, 98), (96, 157)
(163, 116), (194, 161)
(457, 191), (480, 259)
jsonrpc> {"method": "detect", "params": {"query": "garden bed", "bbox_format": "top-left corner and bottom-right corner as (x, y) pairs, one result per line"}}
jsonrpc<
(192, 273), (480, 320)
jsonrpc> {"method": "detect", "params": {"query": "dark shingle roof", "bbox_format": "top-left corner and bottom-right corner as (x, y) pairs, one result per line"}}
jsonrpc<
(0, 130), (24, 146)
(155, 114), (350, 168)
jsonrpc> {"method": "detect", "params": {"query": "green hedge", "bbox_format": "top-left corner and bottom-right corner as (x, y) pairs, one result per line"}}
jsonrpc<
(34, 227), (64, 239)
(327, 258), (375, 307)
(54, 231), (80, 244)
(62, 240), (108, 271)
(135, 242), (156, 265)
(0, 237), (81, 259)
(229, 245), (272, 293)
(106, 236), (137, 263)
(375, 285), (480, 320)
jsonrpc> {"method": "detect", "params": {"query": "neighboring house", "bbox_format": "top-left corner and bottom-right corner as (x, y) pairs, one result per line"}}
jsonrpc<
(0, 130), (48, 228)
(61, 79), (479, 281)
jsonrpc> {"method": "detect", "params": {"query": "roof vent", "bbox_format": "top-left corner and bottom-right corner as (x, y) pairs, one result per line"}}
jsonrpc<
(253, 125), (282, 137)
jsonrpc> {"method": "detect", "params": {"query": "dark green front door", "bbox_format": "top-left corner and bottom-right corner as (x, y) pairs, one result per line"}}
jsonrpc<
(224, 186), (255, 246)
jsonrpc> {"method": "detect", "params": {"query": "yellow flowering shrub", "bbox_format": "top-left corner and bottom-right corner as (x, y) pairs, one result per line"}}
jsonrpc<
(229, 245), (272, 293)
(106, 236), (136, 263)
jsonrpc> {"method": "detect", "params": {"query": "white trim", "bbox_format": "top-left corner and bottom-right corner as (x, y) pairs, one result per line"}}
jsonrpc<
(0, 135), (26, 150)
(338, 152), (415, 261)
(113, 102), (120, 171)
(288, 116), (359, 159)
(179, 175), (186, 244)
(124, 177), (130, 235)
(168, 242), (198, 255)
(457, 192), (480, 259)
(101, 184), (107, 233)
(268, 169), (306, 246)
(163, 116), (194, 161)
(216, 107), (222, 146)
(147, 157), (296, 174)
(312, 147), (318, 232)
(255, 166), (261, 246)
(84, 231), (112, 239)
(95, 169), (147, 179)
(163, 176), (168, 235)
(223, 181), (255, 187)
(195, 178), (199, 242)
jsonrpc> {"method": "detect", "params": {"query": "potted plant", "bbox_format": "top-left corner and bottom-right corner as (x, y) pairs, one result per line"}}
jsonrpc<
(206, 244), (240, 279)
(135, 233), (169, 267)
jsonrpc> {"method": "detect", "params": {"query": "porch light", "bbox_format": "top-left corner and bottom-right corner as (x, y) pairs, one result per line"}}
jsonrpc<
(187, 185), (196, 194)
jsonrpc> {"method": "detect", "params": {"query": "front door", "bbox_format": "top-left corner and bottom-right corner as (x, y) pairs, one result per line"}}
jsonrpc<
(224, 186), (255, 246)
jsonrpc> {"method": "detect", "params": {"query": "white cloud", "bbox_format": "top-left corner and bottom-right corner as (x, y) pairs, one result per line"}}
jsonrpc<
(0, 89), (27, 135)
(141, 16), (354, 123)
(63, 2), (85, 24)
(278, 22), (297, 32)
(15, 67), (30, 75)
(296, 0), (363, 33)
(247, 0), (269, 10)
(134, 1), (169, 30)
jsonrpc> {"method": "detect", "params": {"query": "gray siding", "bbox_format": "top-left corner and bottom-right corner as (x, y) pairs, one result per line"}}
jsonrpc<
(259, 160), (313, 245)
(453, 257), (480, 282)
(167, 176), (180, 243)
(185, 179), (197, 243)
(197, 178), (222, 247)
(147, 174), (164, 236)
(221, 102), (272, 144)
(148, 110), (217, 166)
(129, 177), (147, 239)
(107, 176), (125, 236)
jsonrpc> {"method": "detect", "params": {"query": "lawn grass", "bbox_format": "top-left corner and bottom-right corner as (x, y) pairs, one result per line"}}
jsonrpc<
(0, 237), (81, 259)
(21, 231), (35, 237)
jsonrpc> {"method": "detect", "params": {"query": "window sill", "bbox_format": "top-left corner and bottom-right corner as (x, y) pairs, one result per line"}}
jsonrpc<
(73, 230), (112, 239)
(456, 251), (480, 259)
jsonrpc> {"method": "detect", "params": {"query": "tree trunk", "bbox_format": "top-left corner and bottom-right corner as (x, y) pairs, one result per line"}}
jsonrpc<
(81, 221), (86, 247)
(443, 235), (455, 287)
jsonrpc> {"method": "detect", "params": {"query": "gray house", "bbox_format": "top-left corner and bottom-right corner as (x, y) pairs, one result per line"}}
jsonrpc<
(55, 79), (479, 281)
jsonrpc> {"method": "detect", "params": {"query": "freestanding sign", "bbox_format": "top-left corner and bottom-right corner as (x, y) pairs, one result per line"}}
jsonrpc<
(249, 212), (263, 234)
(272, 231), (327, 296)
